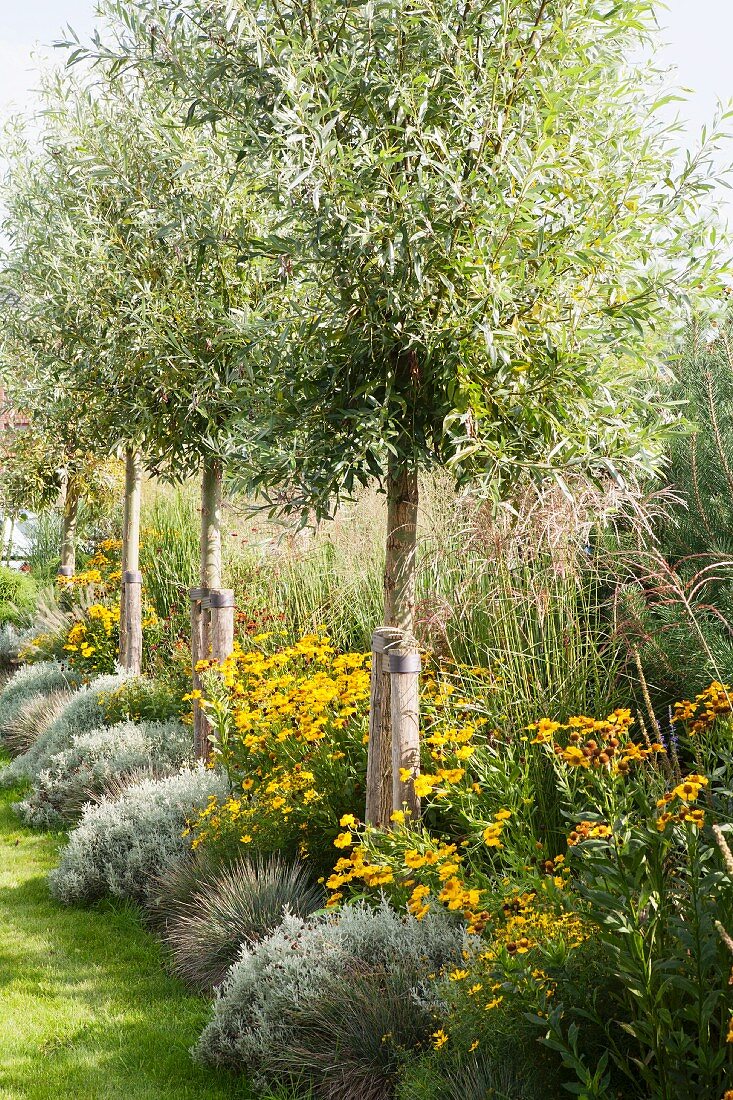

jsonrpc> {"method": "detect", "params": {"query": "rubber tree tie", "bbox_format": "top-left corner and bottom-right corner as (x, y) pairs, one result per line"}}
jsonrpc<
(389, 652), (422, 675)
(57, 566), (74, 577)
(209, 589), (235, 609)
(123, 570), (143, 585)
(188, 586), (209, 602)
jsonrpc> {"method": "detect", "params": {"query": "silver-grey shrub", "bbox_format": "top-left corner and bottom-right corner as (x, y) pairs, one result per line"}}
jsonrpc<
(48, 764), (229, 907)
(0, 672), (127, 788)
(0, 660), (78, 742)
(14, 719), (192, 829)
(0, 623), (19, 667)
(195, 901), (467, 1090)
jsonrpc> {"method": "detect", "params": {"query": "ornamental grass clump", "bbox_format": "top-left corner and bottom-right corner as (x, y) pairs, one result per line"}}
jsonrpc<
(150, 852), (326, 991)
(2, 687), (74, 758)
(195, 900), (467, 1095)
(49, 764), (229, 906)
(0, 672), (128, 788)
(0, 659), (77, 741)
(14, 718), (191, 828)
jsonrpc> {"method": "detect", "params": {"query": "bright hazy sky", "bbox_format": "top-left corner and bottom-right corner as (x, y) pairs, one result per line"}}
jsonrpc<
(1, 1), (733, 214)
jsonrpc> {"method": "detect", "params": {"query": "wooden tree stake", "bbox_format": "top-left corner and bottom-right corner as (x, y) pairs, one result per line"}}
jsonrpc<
(59, 485), (80, 576)
(365, 626), (401, 827)
(210, 588), (235, 665)
(122, 569), (143, 674)
(189, 585), (210, 758)
(120, 448), (143, 672)
(390, 642), (421, 818)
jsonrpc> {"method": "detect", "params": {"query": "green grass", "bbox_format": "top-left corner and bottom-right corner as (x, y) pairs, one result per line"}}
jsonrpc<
(0, 783), (250, 1100)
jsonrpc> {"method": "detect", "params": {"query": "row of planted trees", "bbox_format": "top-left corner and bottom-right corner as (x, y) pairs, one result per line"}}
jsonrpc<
(0, 0), (728, 819)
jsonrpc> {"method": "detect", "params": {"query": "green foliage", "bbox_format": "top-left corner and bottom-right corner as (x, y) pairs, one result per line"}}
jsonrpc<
(610, 314), (733, 713)
(27, 512), (63, 582)
(0, 566), (36, 627)
(568, 820), (733, 1099)
(150, 852), (325, 992)
(140, 491), (199, 623)
(101, 675), (189, 725)
(104, 0), (728, 518)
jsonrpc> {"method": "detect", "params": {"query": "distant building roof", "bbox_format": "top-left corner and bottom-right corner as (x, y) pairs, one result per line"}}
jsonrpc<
(0, 387), (29, 431)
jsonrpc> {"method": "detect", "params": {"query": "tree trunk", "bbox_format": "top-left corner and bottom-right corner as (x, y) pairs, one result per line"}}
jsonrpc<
(365, 626), (401, 826)
(365, 462), (421, 823)
(384, 463), (419, 633)
(119, 448), (143, 674)
(59, 484), (80, 577)
(2, 513), (15, 567)
(194, 455), (234, 759)
(200, 455), (224, 591)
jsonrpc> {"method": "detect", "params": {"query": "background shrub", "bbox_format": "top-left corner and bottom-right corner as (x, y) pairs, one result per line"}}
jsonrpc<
(101, 675), (189, 724)
(48, 764), (230, 906)
(151, 853), (326, 991)
(0, 672), (128, 788)
(0, 566), (36, 628)
(14, 718), (192, 828)
(195, 902), (466, 1091)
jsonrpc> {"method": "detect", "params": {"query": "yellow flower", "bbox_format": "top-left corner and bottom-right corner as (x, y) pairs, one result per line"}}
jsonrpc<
(672, 781), (702, 803)
(390, 810), (405, 824)
(449, 968), (469, 981)
(413, 774), (438, 798)
(431, 1029), (448, 1050)
(404, 849), (428, 869)
(339, 813), (358, 828)
(333, 831), (353, 849)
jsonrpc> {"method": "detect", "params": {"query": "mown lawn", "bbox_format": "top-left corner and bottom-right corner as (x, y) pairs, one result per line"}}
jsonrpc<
(0, 783), (250, 1100)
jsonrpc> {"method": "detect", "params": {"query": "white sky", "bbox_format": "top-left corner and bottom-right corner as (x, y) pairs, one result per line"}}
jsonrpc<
(1, 1), (732, 215)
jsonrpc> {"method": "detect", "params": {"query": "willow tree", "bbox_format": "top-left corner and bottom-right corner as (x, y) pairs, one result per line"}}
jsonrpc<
(0, 281), (120, 578)
(8, 60), (269, 733)
(82, 0), (728, 812)
(0, 96), (148, 665)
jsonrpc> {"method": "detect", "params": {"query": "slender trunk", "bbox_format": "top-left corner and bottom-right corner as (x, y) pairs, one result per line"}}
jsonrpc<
(201, 455), (224, 590)
(365, 462), (422, 823)
(194, 455), (234, 759)
(1, 513), (13, 566)
(4, 518), (12, 567)
(59, 484), (80, 577)
(384, 463), (419, 633)
(119, 448), (143, 674)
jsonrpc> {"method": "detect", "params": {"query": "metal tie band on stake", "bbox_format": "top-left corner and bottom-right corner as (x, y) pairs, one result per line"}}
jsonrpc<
(209, 589), (235, 609)
(123, 570), (143, 585)
(388, 652), (422, 675)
